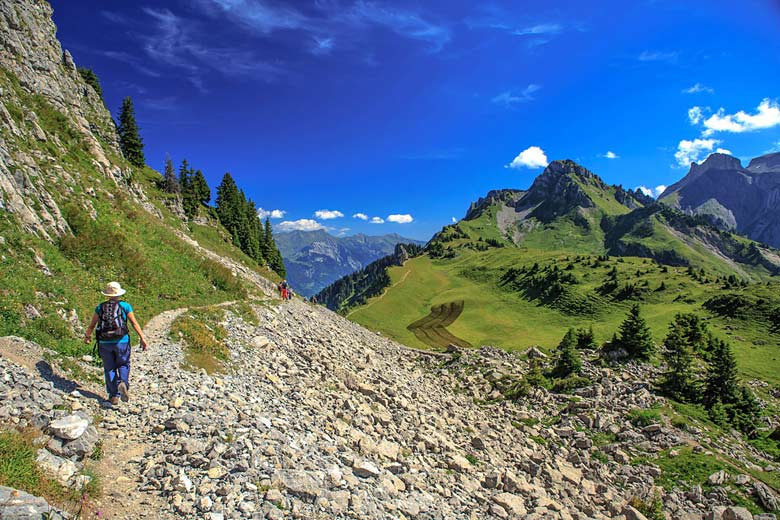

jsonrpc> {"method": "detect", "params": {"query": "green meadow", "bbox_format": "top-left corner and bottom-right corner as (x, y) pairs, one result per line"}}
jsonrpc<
(349, 249), (780, 385)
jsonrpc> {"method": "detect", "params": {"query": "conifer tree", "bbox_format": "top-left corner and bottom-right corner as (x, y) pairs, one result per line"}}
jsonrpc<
(662, 319), (695, 400)
(553, 328), (582, 378)
(216, 173), (242, 242)
(704, 337), (739, 407)
(615, 303), (654, 360)
(162, 155), (179, 194)
(117, 97), (145, 167)
(78, 67), (104, 104)
(576, 326), (596, 350)
(192, 169), (211, 206)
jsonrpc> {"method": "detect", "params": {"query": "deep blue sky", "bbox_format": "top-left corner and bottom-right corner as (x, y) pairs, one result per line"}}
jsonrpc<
(50, 0), (780, 240)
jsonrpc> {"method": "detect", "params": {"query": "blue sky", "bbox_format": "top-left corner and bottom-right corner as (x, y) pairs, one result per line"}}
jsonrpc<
(51, 0), (780, 240)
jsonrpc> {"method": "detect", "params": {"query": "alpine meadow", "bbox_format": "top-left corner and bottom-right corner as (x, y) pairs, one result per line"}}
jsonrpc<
(1, 1), (780, 519)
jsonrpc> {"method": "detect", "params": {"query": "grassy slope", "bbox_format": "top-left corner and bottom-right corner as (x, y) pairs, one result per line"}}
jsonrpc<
(350, 249), (780, 384)
(0, 67), (270, 361)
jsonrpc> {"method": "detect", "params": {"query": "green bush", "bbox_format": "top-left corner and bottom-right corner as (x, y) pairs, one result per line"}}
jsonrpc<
(628, 407), (662, 427)
(551, 375), (591, 393)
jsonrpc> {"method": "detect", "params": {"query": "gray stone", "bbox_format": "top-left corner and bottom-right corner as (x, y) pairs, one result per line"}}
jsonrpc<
(48, 414), (89, 440)
(36, 449), (78, 486)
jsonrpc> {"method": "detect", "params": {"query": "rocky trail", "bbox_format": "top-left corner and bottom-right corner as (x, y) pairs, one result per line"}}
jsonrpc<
(3, 296), (779, 519)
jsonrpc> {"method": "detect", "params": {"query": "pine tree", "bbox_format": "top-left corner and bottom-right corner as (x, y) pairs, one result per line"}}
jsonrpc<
(662, 319), (695, 400)
(553, 328), (582, 378)
(117, 97), (145, 167)
(192, 169), (211, 206)
(77, 67), (104, 104)
(216, 173), (241, 240)
(704, 337), (739, 407)
(576, 326), (596, 350)
(162, 155), (179, 194)
(615, 303), (654, 360)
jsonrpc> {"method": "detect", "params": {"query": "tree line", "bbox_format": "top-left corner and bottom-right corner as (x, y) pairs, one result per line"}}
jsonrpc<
(96, 83), (285, 278)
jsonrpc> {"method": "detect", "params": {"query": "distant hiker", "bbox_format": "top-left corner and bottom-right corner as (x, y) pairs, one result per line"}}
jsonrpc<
(279, 280), (289, 300)
(310, 295), (318, 304)
(84, 282), (149, 406)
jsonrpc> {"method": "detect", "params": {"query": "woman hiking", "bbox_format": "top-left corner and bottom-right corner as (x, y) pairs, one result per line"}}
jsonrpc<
(84, 282), (148, 406)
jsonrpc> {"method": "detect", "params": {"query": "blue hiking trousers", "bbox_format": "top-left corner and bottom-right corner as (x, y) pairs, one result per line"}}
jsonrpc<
(98, 340), (131, 399)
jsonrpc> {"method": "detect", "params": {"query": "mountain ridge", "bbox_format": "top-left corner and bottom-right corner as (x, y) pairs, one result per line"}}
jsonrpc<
(276, 229), (424, 296)
(659, 152), (780, 247)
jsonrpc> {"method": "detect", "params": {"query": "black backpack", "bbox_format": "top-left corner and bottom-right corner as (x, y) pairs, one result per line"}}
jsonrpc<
(96, 300), (129, 341)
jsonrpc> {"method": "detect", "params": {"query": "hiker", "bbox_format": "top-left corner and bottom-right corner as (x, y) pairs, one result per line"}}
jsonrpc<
(83, 281), (148, 406)
(279, 280), (289, 300)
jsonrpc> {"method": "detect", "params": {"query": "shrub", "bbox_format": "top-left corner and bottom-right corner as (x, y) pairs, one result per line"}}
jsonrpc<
(552, 375), (591, 393)
(627, 407), (662, 427)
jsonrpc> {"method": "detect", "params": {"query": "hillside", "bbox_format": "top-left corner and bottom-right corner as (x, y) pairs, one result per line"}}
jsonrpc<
(338, 160), (780, 380)
(659, 152), (780, 247)
(276, 230), (423, 297)
(0, 0), (279, 364)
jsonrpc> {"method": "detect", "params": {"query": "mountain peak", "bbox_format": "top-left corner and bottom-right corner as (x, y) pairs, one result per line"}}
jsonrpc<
(747, 152), (780, 173)
(692, 152), (743, 174)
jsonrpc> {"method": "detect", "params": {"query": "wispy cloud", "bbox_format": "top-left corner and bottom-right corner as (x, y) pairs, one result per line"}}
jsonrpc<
(352, 213), (369, 220)
(196, 0), (450, 54)
(95, 50), (162, 78)
(689, 99), (780, 136)
(602, 151), (619, 159)
(314, 209), (344, 220)
(512, 23), (562, 36)
(638, 50), (679, 63)
(682, 83), (714, 94)
(369, 216), (384, 224)
(492, 84), (541, 108)
(505, 146), (548, 169)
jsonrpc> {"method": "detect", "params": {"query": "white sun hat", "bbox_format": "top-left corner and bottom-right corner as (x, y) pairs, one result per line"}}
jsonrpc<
(101, 281), (127, 297)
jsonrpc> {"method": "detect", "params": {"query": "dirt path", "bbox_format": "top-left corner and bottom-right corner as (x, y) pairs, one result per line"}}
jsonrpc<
(88, 307), (188, 520)
(347, 267), (412, 317)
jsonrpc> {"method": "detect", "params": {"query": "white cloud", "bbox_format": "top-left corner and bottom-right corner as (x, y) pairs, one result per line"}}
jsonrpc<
(636, 186), (652, 197)
(492, 84), (541, 107)
(688, 106), (704, 125)
(695, 99), (780, 136)
(682, 83), (714, 94)
(603, 151), (619, 159)
(451, 217), (457, 223)
(314, 209), (344, 220)
(352, 212), (368, 220)
(387, 214), (413, 224)
(505, 146), (548, 169)
(256, 208), (286, 219)
(674, 138), (721, 167)
(635, 185), (667, 199)
(277, 219), (326, 232)
(369, 217), (385, 224)
(715, 147), (732, 155)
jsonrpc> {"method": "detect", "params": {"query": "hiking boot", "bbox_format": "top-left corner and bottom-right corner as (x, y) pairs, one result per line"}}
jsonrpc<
(118, 381), (130, 403)
(109, 396), (120, 406)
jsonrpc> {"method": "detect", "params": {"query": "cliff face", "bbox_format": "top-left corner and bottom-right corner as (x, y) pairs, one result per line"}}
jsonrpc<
(660, 153), (780, 247)
(0, 0), (126, 240)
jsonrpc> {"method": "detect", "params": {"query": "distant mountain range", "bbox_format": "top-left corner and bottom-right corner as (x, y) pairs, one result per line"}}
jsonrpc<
(659, 152), (780, 247)
(275, 230), (425, 296)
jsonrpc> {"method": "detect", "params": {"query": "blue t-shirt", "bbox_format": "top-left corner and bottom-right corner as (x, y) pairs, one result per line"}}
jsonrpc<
(95, 301), (133, 344)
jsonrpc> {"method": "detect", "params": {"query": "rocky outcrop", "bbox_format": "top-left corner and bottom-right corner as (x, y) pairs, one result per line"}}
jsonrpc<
(660, 153), (780, 247)
(0, 0), (128, 240)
